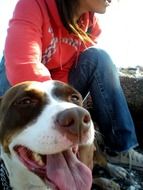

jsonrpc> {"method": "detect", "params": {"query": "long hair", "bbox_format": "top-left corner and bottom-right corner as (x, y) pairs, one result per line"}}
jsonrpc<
(55, 0), (93, 43)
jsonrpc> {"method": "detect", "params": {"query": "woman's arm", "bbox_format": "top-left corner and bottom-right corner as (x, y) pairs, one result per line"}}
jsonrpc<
(4, 0), (51, 85)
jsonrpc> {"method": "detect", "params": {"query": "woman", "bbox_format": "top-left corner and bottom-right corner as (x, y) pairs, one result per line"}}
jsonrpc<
(0, 0), (143, 170)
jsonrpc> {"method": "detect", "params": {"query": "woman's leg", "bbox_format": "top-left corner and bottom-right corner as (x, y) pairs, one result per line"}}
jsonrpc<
(69, 47), (138, 152)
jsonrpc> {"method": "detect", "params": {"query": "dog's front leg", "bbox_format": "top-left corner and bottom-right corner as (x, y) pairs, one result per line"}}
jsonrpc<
(78, 143), (95, 170)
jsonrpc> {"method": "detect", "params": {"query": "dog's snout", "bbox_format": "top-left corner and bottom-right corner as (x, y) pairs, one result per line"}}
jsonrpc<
(56, 107), (91, 134)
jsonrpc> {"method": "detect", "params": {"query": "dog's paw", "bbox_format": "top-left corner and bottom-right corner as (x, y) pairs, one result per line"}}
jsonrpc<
(93, 177), (120, 190)
(106, 163), (128, 179)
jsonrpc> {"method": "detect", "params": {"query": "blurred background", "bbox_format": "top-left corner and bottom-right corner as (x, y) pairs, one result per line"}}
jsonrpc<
(0, 0), (143, 68)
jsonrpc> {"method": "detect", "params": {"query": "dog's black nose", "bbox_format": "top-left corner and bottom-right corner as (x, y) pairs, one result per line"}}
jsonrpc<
(56, 107), (91, 135)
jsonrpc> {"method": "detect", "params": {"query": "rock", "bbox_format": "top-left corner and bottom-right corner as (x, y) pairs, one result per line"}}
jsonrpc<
(119, 67), (143, 147)
(119, 66), (143, 115)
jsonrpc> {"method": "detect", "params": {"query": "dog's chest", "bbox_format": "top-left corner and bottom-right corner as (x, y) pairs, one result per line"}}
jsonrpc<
(0, 160), (12, 190)
(0, 160), (50, 190)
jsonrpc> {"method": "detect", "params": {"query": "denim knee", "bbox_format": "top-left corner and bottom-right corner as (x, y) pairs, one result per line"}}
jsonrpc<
(69, 47), (118, 97)
(81, 47), (117, 72)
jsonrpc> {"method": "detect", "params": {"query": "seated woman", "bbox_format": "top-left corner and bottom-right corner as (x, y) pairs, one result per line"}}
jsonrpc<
(0, 1), (143, 183)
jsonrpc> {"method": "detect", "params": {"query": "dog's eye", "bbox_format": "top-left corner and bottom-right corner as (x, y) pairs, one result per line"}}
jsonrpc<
(70, 94), (80, 103)
(14, 97), (38, 106)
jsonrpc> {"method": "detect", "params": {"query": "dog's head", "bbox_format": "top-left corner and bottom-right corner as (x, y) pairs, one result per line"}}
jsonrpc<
(0, 80), (94, 190)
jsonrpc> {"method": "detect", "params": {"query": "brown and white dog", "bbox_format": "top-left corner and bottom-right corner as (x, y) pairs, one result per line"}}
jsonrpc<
(0, 80), (95, 190)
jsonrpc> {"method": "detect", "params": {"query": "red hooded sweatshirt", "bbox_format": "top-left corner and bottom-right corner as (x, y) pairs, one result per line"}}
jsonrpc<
(4, 0), (101, 85)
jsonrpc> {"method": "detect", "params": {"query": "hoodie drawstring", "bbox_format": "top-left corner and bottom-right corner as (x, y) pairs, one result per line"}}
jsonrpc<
(58, 29), (63, 70)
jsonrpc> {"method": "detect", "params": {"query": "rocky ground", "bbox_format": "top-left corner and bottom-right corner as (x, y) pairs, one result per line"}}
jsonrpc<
(91, 148), (143, 190)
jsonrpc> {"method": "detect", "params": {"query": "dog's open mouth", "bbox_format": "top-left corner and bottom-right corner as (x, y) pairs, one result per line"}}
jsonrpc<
(14, 145), (92, 190)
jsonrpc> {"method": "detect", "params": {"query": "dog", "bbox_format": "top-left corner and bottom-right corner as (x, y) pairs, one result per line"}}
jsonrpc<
(0, 80), (130, 190)
(0, 80), (95, 190)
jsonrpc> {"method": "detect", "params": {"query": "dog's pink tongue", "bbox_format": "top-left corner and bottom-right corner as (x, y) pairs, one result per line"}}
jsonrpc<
(46, 150), (92, 190)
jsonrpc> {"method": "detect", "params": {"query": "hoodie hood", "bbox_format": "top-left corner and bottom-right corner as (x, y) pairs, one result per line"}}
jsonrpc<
(45, 0), (64, 29)
(44, 0), (93, 71)
(45, 0), (91, 33)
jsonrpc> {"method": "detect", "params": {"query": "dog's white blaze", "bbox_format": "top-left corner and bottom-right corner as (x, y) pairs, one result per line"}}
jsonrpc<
(26, 80), (55, 94)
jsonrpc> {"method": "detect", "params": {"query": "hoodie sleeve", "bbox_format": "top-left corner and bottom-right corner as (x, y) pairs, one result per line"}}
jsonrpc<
(4, 0), (52, 86)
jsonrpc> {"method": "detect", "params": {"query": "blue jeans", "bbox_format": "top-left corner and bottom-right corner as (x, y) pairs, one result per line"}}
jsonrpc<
(69, 47), (138, 152)
(0, 56), (11, 96)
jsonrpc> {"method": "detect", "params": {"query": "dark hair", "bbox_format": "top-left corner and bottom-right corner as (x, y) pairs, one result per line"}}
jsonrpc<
(55, 0), (93, 43)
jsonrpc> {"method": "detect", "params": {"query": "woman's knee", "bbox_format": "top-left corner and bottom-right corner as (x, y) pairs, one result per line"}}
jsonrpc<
(79, 47), (117, 72)
(81, 47), (109, 58)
